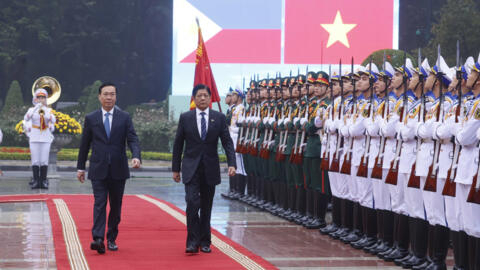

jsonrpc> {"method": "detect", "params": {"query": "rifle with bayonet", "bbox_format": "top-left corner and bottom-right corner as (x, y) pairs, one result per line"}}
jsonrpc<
(236, 77), (246, 153)
(340, 57), (356, 175)
(424, 45), (444, 192)
(357, 58), (374, 178)
(371, 51), (389, 179)
(321, 65), (333, 170)
(386, 51), (408, 185)
(329, 59), (344, 172)
(407, 49), (424, 188)
(444, 41), (462, 197)
(292, 67), (310, 164)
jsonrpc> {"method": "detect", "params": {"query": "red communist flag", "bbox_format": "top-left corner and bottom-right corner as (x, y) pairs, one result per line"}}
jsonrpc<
(284, 0), (394, 64)
(190, 23), (221, 110)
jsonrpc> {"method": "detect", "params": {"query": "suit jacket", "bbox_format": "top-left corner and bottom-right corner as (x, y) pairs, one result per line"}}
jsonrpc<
(77, 108), (141, 180)
(172, 109), (236, 185)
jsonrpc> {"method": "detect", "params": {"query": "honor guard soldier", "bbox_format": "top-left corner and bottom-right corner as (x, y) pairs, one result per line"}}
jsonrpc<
(455, 53), (480, 270)
(366, 61), (396, 255)
(304, 71), (330, 229)
(319, 71), (343, 235)
(23, 88), (56, 189)
(228, 88), (247, 199)
(222, 87), (235, 198)
(378, 58), (414, 261)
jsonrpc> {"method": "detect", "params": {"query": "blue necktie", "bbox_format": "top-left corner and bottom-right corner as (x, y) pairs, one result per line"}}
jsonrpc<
(104, 112), (111, 138)
(200, 112), (206, 140)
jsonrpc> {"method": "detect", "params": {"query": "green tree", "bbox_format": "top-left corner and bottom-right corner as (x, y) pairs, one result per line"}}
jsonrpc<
(1, 80), (24, 115)
(421, 0), (480, 66)
(84, 80), (102, 114)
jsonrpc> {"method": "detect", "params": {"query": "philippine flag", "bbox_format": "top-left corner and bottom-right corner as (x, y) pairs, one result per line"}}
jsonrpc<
(175, 0), (282, 64)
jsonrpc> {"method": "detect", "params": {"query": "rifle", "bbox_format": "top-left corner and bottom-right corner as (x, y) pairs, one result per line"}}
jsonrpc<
(340, 57), (356, 175)
(240, 80), (254, 154)
(290, 69), (303, 163)
(260, 78), (274, 159)
(444, 40), (462, 197)
(467, 147), (480, 204)
(329, 59), (344, 172)
(407, 49), (424, 188)
(371, 51), (389, 179)
(320, 65), (333, 170)
(357, 58), (374, 178)
(424, 45), (444, 192)
(249, 77), (260, 156)
(292, 67), (310, 164)
(276, 71), (293, 160)
(385, 51), (408, 185)
(236, 78), (246, 153)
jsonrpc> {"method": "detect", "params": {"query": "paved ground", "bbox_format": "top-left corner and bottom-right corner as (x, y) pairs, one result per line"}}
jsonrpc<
(0, 168), (452, 269)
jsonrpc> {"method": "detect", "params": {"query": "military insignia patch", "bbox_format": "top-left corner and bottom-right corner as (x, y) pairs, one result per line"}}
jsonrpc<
(362, 108), (369, 117)
(475, 108), (480, 120)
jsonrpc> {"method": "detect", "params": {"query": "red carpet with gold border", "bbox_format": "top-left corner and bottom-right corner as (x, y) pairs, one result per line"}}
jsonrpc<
(0, 194), (277, 270)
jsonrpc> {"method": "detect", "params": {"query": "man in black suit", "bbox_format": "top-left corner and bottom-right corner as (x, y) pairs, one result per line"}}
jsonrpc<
(172, 84), (236, 254)
(77, 82), (141, 254)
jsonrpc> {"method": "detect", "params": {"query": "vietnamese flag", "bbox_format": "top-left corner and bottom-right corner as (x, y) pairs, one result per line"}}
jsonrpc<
(191, 20), (221, 111)
(284, 0), (394, 64)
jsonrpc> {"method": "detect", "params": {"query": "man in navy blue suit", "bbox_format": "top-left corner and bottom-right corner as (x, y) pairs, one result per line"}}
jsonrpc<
(172, 84), (236, 254)
(77, 82), (141, 254)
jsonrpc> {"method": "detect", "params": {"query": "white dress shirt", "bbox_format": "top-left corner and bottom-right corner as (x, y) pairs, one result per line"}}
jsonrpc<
(102, 107), (114, 130)
(196, 107), (209, 138)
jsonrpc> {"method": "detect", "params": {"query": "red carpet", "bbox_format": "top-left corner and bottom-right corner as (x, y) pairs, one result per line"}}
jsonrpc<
(0, 194), (276, 270)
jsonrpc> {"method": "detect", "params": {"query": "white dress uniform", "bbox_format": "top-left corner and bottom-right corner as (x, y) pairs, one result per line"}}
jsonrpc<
(24, 94), (56, 166)
(230, 103), (246, 176)
(325, 96), (344, 199)
(337, 96), (354, 200)
(456, 95), (480, 237)
(398, 91), (424, 219)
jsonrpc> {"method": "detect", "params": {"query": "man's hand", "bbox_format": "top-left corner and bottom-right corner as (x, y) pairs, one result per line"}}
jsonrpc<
(77, 170), (85, 183)
(228, 166), (236, 177)
(132, 158), (141, 169)
(173, 171), (181, 183)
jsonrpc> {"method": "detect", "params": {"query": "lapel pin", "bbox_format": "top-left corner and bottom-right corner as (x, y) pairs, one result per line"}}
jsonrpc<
(211, 119), (215, 122)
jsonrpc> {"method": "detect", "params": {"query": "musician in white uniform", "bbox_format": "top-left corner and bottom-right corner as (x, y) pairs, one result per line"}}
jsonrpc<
(23, 89), (56, 189)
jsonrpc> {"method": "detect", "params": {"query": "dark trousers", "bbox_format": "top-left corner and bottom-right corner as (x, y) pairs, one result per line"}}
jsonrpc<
(185, 163), (216, 248)
(91, 171), (126, 242)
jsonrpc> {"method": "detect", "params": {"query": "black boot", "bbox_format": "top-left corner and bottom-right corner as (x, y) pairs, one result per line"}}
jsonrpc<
(424, 225), (449, 270)
(307, 191), (326, 229)
(384, 214), (409, 262)
(331, 198), (352, 239)
(285, 186), (297, 221)
(30, 165), (40, 187)
(341, 203), (362, 244)
(365, 209), (383, 253)
(467, 236), (480, 270)
(40, 165), (48, 189)
(402, 218), (428, 268)
(294, 188), (307, 224)
(301, 189), (314, 227)
(238, 175), (247, 200)
(222, 176), (235, 199)
(451, 231), (466, 270)
(320, 195), (339, 234)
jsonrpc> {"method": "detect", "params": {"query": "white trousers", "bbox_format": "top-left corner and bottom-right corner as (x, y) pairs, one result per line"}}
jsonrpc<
(373, 169), (392, 211)
(345, 165), (359, 202)
(30, 142), (51, 166)
(389, 172), (408, 215)
(329, 171), (348, 199)
(420, 177), (446, 226)
(445, 183), (463, 232)
(458, 183), (480, 237)
(358, 169), (374, 208)
(405, 177), (426, 219)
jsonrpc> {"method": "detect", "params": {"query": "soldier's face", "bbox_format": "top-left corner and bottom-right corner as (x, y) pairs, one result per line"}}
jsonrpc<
(374, 77), (386, 95)
(467, 70), (480, 89)
(408, 73), (420, 90)
(292, 86), (300, 98)
(356, 74), (369, 91)
(282, 87), (290, 99)
(300, 85), (307, 96)
(225, 95), (231, 105)
(342, 79), (352, 93)
(391, 71), (403, 89)
(35, 96), (47, 106)
(448, 76), (458, 92)
(260, 87), (268, 98)
(425, 74), (436, 90)
(276, 89), (282, 99)
(231, 94), (239, 104)
(332, 81), (341, 96)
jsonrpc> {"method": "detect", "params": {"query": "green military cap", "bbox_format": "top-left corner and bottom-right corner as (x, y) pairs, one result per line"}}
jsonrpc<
(316, 71), (329, 86)
(307, 71), (316, 84)
(297, 74), (306, 85)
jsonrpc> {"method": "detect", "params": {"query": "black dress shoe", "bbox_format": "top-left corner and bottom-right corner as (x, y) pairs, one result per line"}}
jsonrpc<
(107, 240), (118, 251)
(90, 239), (105, 254)
(383, 247), (408, 262)
(412, 260), (432, 270)
(394, 253), (412, 266)
(341, 231), (361, 244)
(401, 255), (426, 269)
(200, 246), (211, 253)
(185, 245), (199, 253)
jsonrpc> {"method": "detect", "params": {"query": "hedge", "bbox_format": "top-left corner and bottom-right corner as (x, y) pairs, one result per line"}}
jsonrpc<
(0, 147), (227, 162)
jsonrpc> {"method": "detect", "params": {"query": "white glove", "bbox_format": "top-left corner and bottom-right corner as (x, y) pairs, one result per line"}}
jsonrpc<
(263, 117), (268, 124)
(340, 125), (349, 137)
(284, 118), (291, 126)
(49, 123), (55, 132)
(237, 116), (245, 124)
(278, 118), (284, 126)
(300, 117), (308, 126)
(268, 117), (275, 125)
(293, 117), (299, 125)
